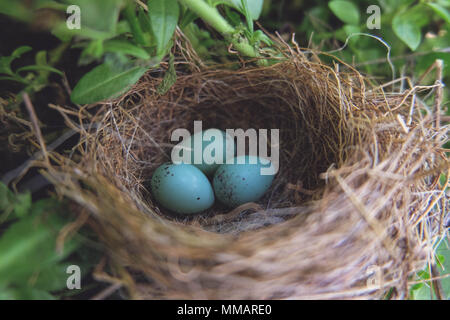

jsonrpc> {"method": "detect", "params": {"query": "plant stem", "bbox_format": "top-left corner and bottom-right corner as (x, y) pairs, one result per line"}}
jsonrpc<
(124, 2), (147, 46)
(177, 0), (259, 59)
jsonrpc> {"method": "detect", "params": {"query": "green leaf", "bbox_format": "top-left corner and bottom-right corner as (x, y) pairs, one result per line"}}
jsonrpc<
(157, 54), (177, 95)
(0, 0), (33, 21)
(53, 0), (124, 41)
(0, 76), (24, 83)
(16, 65), (64, 77)
(116, 20), (132, 36)
(0, 211), (77, 285)
(148, 0), (180, 56)
(123, 3), (148, 46)
(61, 0), (123, 34)
(404, 4), (432, 28)
(436, 238), (450, 298)
(253, 30), (273, 46)
(32, 263), (75, 292)
(11, 46), (33, 59)
(71, 62), (149, 104)
(0, 183), (13, 212)
(329, 0), (360, 25)
(103, 40), (151, 60)
(183, 23), (213, 58)
(240, 0), (254, 33)
(227, 0), (264, 20)
(138, 8), (153, 33)
(35, 50), (47, 66)
(85, 39), (105, 59)
(51, 22), (113, 42)
(103, 52), (131, 66)
(0, 192), (88, 297)
(0, 288), (56, 300)
(427, 3), (450, 24)
(0, 46), (32, 75)
(437, 0), (450, 8)
(411, 238), (450, 299)
(417, 270), (430, 279)
(179, 7), (198, 28)
(415, 54), (450, 79)
(137, 8), (154, 45)
(439, 173), (448, 188)
(13, 193), (32, 218)
(1, 186), (34, 221)
(392, 12), (421, 51)
(223, 5), (242, 27)
(335, 24), (361, 44)
(410, 282), (424, 291)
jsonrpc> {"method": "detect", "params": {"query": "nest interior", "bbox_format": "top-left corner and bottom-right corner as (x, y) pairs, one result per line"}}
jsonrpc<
(47, 50), (448, 299)
(115, 61), (353, 224)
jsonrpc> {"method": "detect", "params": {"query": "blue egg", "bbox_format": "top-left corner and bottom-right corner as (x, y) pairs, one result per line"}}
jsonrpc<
(151, 163), (215, 214)
(213, 155), (276, 208)
(172, 129), (235, 176)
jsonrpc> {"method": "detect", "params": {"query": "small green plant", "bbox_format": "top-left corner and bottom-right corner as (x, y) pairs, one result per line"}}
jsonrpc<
(1, 0), (269, 105)
(0, 0), (268, 105)
(0, 45), (63, 100)
(1, 1), (449, 101)
(0, 183), (95, 299)
(294, 0), (450, 80)
(409, 236), (450, 299)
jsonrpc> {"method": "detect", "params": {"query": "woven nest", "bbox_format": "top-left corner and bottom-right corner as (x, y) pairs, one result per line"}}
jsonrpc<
(44, 40), (449, 299)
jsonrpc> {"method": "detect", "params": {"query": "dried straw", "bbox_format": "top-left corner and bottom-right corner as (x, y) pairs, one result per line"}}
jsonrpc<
(42, 37), (448, 299)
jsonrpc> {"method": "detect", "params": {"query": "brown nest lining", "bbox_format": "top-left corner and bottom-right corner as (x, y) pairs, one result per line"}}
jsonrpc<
(45, 47), (448, 299)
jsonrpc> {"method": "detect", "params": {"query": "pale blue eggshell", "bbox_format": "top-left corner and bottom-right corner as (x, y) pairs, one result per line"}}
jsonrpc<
(173, 129), (235, 176)
(213, 155), (276, 208)
(151, 163), (215, 214)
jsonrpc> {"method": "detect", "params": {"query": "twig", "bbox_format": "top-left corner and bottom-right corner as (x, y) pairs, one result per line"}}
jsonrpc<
(22, 92), (49, 166)
(430, 264), (444, 300)
(434, 59), (443, 131)
(91, 283), (122, 300)
(135, 0), (148, 11)
(1, 124), (99, 186)
(355, 50), (445, 68)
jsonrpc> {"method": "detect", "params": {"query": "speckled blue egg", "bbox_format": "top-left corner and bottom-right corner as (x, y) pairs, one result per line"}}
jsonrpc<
(151, 163), (215, 214)
(213, 155), (276, 208)
(173, 129), (235, 176)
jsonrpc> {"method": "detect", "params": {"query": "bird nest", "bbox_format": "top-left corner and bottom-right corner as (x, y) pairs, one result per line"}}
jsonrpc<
(43, 40), (448, 299)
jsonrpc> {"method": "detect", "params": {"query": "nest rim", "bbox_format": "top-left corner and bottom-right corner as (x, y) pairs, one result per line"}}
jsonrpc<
(42, 44), (449, 299)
